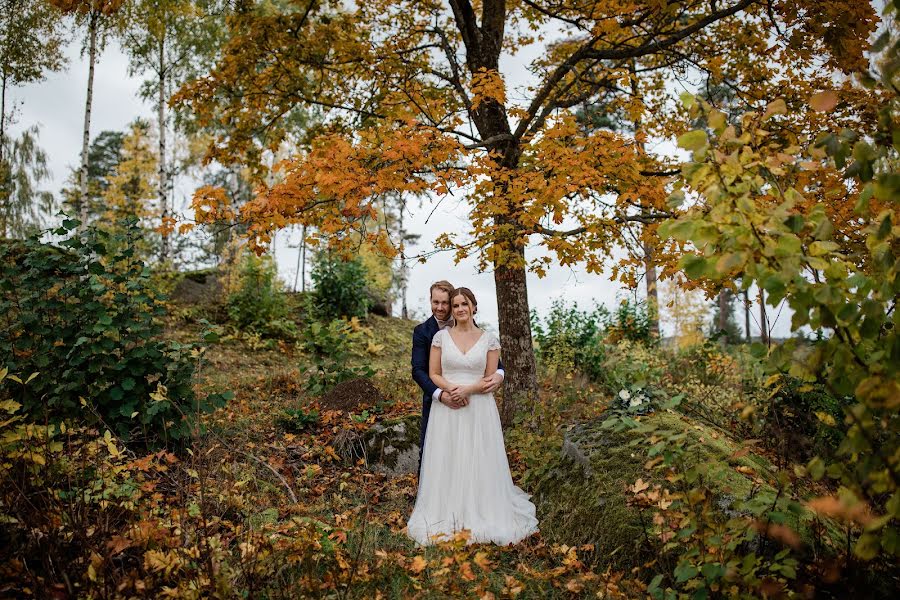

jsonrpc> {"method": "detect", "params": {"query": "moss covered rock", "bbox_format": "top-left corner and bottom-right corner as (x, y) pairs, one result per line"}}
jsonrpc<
(530, 409), (828, 568)
(363, 413), (421, 476)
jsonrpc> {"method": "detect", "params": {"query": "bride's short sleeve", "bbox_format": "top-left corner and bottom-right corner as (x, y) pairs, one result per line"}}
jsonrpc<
(487, 332), (501, 351)
(431, 330), (443, 348)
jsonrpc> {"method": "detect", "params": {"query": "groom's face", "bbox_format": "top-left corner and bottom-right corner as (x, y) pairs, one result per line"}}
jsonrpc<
(431, 289), (451, 321)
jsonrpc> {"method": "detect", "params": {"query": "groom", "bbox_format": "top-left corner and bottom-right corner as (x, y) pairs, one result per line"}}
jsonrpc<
(411, 280), (504, 468)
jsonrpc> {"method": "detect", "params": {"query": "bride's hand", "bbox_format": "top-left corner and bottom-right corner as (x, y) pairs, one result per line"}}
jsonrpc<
(448, 385), (470, 406)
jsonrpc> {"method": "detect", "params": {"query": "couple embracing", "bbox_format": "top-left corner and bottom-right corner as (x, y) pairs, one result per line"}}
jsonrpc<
(406, 280), (539, 546)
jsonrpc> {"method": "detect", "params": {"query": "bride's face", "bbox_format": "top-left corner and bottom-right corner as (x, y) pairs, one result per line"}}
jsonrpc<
(451, 295), (473, 322)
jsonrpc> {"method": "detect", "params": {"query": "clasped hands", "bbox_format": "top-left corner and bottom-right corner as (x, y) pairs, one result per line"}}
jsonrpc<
(440, 372), (503, 409)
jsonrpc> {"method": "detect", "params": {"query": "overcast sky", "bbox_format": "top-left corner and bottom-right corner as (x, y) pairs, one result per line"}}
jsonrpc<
(9, 32), (790, 338)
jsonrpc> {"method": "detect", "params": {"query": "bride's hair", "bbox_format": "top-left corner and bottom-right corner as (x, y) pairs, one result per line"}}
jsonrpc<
(451, 287), (478, 325)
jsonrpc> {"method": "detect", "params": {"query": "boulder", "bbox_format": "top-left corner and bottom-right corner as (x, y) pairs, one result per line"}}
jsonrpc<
(361, 413), (421, 476)
(171, 270), (223, 305)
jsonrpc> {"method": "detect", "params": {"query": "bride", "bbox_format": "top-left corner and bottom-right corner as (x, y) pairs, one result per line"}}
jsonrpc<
(407, 287), (538, 546)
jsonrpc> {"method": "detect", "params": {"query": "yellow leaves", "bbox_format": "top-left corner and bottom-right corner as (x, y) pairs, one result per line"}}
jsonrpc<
(103, 430), (121, 458)
(473, 550), (492, 572)
(408, 555), (427, 574)
(762, 98), (787, 121)
(191, 185), (234, 224)
(809, 90), (839, 112)
(503, 575), (524, 596)
(630, 478), (650, 493)
(470, 68), (507, 111)
(459, 560), (477, 581)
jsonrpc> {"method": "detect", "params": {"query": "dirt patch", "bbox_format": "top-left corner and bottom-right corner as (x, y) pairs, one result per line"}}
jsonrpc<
(320, 378), (386, 412)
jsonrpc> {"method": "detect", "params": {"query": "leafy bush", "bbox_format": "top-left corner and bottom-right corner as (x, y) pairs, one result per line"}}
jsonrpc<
(0, 219), (230, 446)
(597, 339), (668, 394)
(310, 253), (370, 321)
(532, 298), (658, 382)
(225, 251), (297, 339)
(602, 297), (658, 347)
(299, 318), (374, 395)
(763, 374), (849, 464)
(531, 299), (606, 379)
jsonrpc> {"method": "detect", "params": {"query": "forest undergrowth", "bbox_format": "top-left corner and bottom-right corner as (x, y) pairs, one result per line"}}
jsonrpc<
(2, 301), (894, 599)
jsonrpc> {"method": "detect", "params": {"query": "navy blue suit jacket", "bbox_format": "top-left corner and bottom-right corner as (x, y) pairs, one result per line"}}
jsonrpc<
(411, 316), (504, 468)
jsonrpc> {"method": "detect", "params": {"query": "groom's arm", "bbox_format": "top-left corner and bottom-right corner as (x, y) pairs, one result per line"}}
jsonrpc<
(411, 326), (439, 401)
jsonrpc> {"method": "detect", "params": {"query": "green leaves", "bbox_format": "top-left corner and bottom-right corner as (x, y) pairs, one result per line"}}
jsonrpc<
(0, 219), (231, 448)
(664, 67), (900, 567)
(677, 130), (708, 152)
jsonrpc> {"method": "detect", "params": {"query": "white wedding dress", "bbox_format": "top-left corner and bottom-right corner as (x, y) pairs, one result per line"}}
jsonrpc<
(407, 329), (539, 546)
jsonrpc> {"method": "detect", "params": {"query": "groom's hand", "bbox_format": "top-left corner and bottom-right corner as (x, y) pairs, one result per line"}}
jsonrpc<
(481, 372), (504, 394)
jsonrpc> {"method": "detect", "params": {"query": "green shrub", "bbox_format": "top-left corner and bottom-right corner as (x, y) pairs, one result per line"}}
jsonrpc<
(531, 300), (606, 379)
(601, 297), (657, 347)
(0, 218), (230, 447)
(299, 318), (374, 395)
(310, 253), (370, 321)
(532, 298), (658, 382)
(226, 251), (297, 339)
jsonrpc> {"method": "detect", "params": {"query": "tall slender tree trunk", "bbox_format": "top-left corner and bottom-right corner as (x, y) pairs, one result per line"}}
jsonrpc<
(0, 74), (7, 165)
(644, 241), (659, 338)
(717, 288), (730, 345)
(1, 74), (8, 238)
(628, 64), (659, 340)
(157, 35), (169, 262)
(399, 194), (409, 319)
(743, 288), (751, 342)
(301, 226), (307, 291)
(758, 288), (769, 345)
(78, 11), (98, 229)
(717, 288), (728, 331)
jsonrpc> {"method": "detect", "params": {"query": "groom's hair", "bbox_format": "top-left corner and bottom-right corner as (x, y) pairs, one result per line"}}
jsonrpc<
(429, 280), (454, 298)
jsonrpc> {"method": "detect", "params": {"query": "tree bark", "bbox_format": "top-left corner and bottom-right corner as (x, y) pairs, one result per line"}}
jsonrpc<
(644, 241), (659, 338)
(78, 11), (98, 229)
(743, 288), (751, 342)
(1, 73), (8, 238)
(494, 254), (538, 428)
(398, 194), (408, 320)
(758, 288), (769, 345)
(157, 34), (169, 262)
(717, 288), (728, 331)
(448, 0), (540, 424)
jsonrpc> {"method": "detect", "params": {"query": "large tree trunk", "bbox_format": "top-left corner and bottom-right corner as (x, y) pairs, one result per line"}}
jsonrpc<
(494, 253), (538, 428)
(157, 35), (169, 262)
(644, 241), (659, 338)
(448, 0), (540, 424)
(78, 11), (98, 229)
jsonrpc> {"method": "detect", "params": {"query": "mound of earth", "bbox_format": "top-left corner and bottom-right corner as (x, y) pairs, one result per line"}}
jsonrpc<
(320, 377), (386, 412)
(171, 270), (223, 305)
(531, 409), (838, 568)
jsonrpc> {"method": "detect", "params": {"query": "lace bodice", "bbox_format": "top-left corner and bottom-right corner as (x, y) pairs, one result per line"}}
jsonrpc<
(432, 328), (501, 385)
